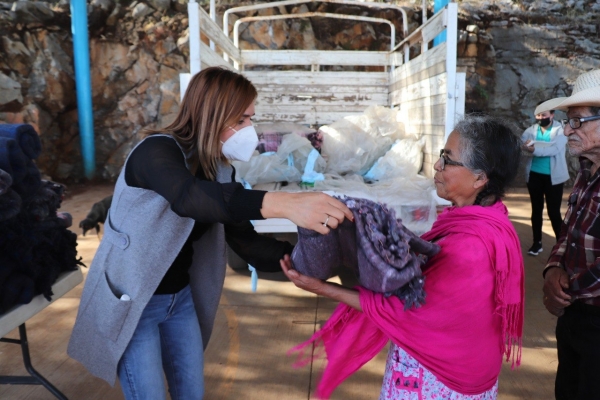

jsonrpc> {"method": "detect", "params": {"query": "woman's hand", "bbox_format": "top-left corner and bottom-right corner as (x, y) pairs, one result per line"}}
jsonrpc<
(280, 255), (363, 310)
(543, 267), (571, 317)
(280, 255), (326, 294)
(262, 192), (353, 235)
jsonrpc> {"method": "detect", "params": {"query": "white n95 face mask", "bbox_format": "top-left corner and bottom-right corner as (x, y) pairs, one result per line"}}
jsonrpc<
(221, 125), (259, 162)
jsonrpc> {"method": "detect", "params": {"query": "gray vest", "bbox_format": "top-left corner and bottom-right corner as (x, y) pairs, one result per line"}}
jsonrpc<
(68, 135), (231, 385)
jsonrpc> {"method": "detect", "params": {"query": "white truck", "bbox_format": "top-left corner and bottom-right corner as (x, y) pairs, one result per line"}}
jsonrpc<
(180, 0), (464, 236)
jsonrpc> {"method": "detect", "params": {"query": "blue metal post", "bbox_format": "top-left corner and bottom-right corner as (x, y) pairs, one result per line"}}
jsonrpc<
(433, 0), (450, 46)
(70, 0), (95, 179)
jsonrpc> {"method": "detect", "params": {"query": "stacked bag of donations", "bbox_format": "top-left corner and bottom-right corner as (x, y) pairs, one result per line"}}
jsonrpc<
(0, 124), (84, 314)
(232, 105), (436, 235)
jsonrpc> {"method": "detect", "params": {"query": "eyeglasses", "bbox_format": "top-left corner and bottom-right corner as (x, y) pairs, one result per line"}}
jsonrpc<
(439, 149), (464, 170)
(561, 115), (600, 129)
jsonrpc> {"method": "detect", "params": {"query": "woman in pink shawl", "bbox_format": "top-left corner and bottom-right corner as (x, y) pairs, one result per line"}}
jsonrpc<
(281, 115), (525, 400)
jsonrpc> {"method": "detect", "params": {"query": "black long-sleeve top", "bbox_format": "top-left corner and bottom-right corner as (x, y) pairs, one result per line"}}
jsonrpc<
(125, 135), (293, 294)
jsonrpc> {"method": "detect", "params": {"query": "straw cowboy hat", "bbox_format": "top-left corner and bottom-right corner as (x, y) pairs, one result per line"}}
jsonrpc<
(534, 69), (600, 115)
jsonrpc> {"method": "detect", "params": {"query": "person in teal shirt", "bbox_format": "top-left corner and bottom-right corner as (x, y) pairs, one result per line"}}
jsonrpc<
(521, 100), (569, 255)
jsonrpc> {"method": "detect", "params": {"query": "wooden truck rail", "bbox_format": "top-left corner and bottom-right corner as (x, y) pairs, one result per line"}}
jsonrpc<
(180, 0), (464, 234)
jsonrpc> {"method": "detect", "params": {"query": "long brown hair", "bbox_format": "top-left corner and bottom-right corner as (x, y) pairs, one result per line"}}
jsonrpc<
(144, 67), (257, 180)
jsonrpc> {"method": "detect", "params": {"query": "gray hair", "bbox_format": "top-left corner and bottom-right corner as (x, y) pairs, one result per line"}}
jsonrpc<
(590, 106), (600, 116)
(453, 115), (522, 206)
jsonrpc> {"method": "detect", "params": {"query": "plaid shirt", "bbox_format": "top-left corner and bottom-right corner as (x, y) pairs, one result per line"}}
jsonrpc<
(545, 158), (600, 306)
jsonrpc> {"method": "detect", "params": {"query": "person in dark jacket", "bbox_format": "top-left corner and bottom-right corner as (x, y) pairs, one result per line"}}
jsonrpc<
(68, 67), (353, 400)
(542, 68), (600, 400)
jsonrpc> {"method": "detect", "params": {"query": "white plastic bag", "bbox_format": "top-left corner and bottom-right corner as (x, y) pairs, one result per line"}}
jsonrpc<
(254, 122), (316, 153)
(363, 138), (425, 181)
(232, 152), (301, 186)
(232, 133), (325, 185)
(320, 119), (394, 175)
(370, 176), (436, 235)
(302, 149), (325, 184)
(277, 133), (326, 174)
(315, 174), (436, 235)
(350, 105), (406, 139)
(314, 173), (373, 199)
(255, 122), (315, 136)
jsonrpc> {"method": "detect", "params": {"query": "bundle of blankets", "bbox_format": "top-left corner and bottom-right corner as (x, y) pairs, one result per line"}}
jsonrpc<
(0, 124), (84, 314)
(291, 196), (440, 309)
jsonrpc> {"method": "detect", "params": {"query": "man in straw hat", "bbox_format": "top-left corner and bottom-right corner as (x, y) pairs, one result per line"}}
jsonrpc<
(542, 68), (600, 399)
(521, 100), (569, 256)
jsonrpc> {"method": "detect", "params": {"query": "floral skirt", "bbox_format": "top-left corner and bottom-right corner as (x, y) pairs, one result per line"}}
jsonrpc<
(379, 343), (498, 400)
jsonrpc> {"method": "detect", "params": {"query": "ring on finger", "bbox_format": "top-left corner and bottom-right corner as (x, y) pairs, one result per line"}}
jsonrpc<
(323, 215), (330, 227)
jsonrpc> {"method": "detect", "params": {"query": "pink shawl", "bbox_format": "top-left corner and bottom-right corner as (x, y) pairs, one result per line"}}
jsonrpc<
(289, 201), (524, 398)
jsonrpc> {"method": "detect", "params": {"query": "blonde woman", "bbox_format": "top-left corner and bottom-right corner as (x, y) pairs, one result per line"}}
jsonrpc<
(68, 67), (352, 400)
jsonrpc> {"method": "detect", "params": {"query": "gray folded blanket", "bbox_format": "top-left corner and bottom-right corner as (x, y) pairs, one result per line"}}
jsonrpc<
(291, 196), (440, 309)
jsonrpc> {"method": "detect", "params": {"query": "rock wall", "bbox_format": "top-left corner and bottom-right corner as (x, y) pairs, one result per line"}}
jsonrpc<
(457, 0), (600, 185)
(0, 0), (190, 180)
(0, 0), (598, 183)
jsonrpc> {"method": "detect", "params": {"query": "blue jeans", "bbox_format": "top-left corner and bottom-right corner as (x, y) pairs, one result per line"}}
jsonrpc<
(117, 285), (204, 400)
